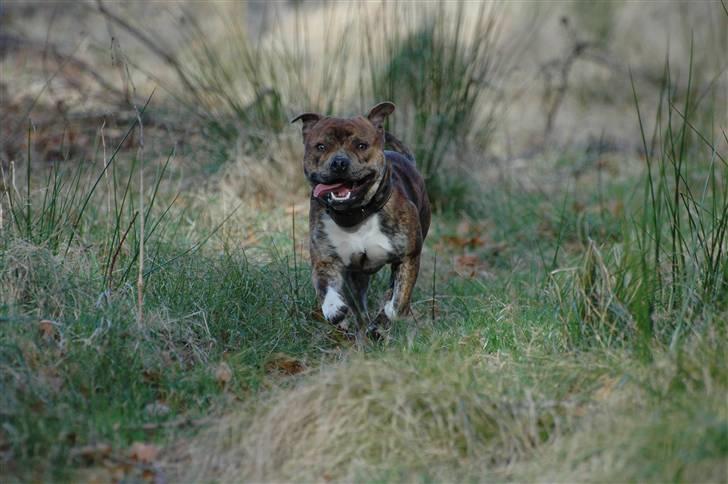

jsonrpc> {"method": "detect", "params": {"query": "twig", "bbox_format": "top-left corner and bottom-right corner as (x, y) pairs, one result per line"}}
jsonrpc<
(95, 1), (198, 96)
(0, 33), (127, 102)
(541, 17), (592, 140)
(26, 120), (31, 237)
(100, 120), (112, 270)
(134, 99), (146, 327)
(292, 202), (299, 302)
(431, 251), (437, 325)
(107, 210), (138, 290)
(0, 165), (5, 233)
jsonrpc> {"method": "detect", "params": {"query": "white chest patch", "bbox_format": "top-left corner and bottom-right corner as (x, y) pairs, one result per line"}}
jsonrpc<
(323, 214), (394, 268)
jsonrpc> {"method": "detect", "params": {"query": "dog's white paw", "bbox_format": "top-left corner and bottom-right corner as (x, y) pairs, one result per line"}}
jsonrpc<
(384, 298), (396, 320)
(322, 288), (348, 324)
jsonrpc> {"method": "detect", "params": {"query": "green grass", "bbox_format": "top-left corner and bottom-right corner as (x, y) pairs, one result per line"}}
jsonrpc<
(2, 122), (725, 480)
(548, 50), (728, 352)
(0, 237), (343, 480)
(2, 2), (727, 482)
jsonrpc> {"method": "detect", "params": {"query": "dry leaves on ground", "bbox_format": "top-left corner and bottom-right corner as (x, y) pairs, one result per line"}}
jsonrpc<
(264, 352), (306, 376)
(129, 442), (160, 464)
(214, 361), (233, 386)
(38, 319), (57, 340)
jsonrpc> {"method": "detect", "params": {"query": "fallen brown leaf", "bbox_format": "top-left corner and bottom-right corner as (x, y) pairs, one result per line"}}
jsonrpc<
(265, 352), (306, 376)
(215, 361), (233, 385)
(128, 442), (159, 464)
(440, 218), (491, 250)
(38, 319), (56, 339)
(141, 468), (158, 481)
(142, 368), (162, 384)
(441, 235), (487, 249)
(310, 306), (325, 322)
(454, 254), (483, 278)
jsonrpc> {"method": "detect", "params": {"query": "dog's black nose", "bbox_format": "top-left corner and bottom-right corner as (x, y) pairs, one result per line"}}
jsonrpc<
(330, 156), (350, 174)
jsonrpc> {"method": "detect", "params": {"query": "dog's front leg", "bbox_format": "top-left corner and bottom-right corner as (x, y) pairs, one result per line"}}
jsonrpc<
(384, 254), (421, 320)
(370, 254), (421, 336)
(313, 262), (351, 329)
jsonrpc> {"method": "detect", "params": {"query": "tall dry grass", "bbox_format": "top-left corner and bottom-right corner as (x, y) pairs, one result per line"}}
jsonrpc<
(179, 352), (607, 482)
(174, 326), (726, 483)
(159, 2), (518, 202)
(549, 48), (728, 350)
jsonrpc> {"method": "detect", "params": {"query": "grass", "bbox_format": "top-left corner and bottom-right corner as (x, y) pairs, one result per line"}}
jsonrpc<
(2, 116), (725, 480)
(2, 1), (727, 482)
(152, 2), (512, 208)
(185, 352), (610, 482)
(0, 216), (332, 480)
(177, 331), (726, 483)
(549, 49), (728, 351)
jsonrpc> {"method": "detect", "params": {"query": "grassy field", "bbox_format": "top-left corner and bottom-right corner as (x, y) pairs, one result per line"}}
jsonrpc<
(1, 2), (727, 482)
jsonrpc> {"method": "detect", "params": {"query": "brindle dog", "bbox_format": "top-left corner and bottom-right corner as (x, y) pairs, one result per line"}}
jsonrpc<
(292, 102), (430, 338)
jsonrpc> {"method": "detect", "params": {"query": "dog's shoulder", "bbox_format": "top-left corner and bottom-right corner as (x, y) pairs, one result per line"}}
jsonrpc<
(386, 150), (421, 190)
(383, 152), (430, 242)
(384, 131), (415, 163)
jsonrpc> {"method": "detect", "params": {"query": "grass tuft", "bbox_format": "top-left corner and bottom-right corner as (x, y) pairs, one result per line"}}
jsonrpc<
(159, 2), (510, 208)
(180, 352), (609, 482)
(550, 50), (728, 349)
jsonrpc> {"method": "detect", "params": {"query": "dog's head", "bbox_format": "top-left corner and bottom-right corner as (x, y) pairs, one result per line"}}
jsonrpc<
(291, 102), (395, 210)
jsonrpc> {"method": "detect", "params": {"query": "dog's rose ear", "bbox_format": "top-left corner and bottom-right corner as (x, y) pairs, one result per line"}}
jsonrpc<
(290, 112), (323, 141)
(367, 102), (395, 130)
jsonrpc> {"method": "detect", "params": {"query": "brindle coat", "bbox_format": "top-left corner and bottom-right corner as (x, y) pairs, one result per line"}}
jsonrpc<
(292, 102), (430, 337)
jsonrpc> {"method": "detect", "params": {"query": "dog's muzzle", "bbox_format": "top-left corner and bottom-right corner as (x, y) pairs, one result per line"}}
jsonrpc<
(311, 171), (377, 204)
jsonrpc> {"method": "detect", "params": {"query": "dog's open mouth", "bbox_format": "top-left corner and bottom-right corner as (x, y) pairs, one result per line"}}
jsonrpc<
(313, 182), (353, 201)
(313, 173), (376, 203)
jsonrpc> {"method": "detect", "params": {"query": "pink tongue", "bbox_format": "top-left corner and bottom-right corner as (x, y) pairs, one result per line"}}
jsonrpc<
(314, 182), (346, 198)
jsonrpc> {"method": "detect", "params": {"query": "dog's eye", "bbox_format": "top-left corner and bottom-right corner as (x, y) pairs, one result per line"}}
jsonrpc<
(316, 144), (326, 152)
(357, 143), (368, 150)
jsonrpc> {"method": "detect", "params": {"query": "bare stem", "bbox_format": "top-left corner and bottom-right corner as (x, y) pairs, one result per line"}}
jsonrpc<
(135, 104), (145, 327)
(431, 251), (437, 325)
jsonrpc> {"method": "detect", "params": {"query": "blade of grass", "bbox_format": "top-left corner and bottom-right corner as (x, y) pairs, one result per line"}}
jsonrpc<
(63, 90), (154, 257)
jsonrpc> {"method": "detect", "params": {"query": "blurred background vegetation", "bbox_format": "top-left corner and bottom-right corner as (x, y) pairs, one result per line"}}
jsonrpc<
(1, 1), (726, 482)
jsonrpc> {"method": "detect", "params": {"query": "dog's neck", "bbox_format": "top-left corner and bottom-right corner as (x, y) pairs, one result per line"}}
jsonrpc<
(314, 162), (393, 228)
